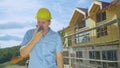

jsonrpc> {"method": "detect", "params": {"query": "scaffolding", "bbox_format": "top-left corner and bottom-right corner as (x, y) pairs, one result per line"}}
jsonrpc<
(63, 18), (120, 68)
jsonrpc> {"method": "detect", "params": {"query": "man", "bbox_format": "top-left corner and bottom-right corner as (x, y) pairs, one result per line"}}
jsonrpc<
(20, 8), (64, 68)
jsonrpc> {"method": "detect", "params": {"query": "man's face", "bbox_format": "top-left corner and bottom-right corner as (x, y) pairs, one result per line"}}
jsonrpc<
(37, 19), (51, 30)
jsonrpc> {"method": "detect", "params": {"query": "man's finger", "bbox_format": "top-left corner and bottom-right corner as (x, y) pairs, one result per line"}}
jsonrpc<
(35, 25), (40, 33)
(37, 30), (42, 35)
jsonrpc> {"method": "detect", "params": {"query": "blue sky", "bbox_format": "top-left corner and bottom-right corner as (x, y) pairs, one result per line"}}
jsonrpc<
(0, 0), (111, 48)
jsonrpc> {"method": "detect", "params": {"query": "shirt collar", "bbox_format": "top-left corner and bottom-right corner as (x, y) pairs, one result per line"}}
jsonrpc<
(42, 27), (52, 37)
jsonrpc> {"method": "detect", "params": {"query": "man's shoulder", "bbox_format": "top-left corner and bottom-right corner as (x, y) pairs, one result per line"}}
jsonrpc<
(50, 30), (61, 38)
(26, 28), (35, 34)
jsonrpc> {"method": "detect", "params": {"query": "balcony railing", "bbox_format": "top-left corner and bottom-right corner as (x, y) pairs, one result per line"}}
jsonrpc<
(63, 18), (120, 47)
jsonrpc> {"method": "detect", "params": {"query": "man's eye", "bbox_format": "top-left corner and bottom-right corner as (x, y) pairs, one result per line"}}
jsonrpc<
(38, 21), (40, 23)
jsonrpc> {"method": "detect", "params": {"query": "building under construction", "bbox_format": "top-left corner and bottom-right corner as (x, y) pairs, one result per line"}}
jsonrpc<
(59, 0), (120, 68)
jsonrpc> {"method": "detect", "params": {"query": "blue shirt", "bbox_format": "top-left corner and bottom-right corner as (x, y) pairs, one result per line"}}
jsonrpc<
(20, 28), (63, 68)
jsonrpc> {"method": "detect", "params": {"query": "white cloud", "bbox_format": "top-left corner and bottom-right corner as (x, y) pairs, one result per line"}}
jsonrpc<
(0, 21), (36, 29)
(0, 0), (41, 9)
(77, 0), (86, 4)
(0, 26), (35, 38)
(50, 19), (67, 32)
(0, 0), (43, 23)
(0, 18), (36, 24)
(52, 3), (62, 15)
(0, 40), (21, 48)
(77, 0), (92, 8)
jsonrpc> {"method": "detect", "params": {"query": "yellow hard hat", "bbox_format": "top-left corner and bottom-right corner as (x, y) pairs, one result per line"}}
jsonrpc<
(35, 8), (52, 20)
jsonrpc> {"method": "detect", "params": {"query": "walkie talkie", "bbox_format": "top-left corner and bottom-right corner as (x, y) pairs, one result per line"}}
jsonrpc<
(38, 27), (42, 32)
(36, 25), (43, 32)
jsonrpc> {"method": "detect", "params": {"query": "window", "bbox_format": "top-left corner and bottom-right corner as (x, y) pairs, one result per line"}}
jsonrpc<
(89, 51), (95, 59)
(96, 51), (100, 59)
(76, 51), (83, 63)
(75, 34), (83, 44)
(107, 50), (117, 61)
(63, 51), (69, 65)
(63, 51), (69, 57)
(102, 51), (107, 60)
(76, 51), (83, 58)
(102, 50), (117, 61)
(75, 33), (90, 44)
(96, 11), (106, 23)
(64, 58), (69, 64)
(78, 21), (85, 29)
(75, 20), (86, 31)
(85, 20), (90, 27)
(96, 26), (107, 38)
(82, 33), (90, 43)
(102, 50), (118, 68)
(89, 51), (101, 65)
(89, 51), (100, 59)
(68, 37), (72, 46)
(89, 50), (118, 67)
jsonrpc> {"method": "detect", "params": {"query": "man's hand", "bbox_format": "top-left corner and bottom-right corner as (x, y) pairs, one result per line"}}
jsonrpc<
(20, 26), (43, 57)
(10, 56), (24, 63)
(32, 26), (43, 43)
(10, 54), (29, 64)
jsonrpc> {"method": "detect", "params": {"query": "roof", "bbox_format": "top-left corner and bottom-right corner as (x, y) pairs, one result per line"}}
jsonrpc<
(77, 8), (88, 16)
(111, 0), (120, 5)
(100, 1), (110, 9)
